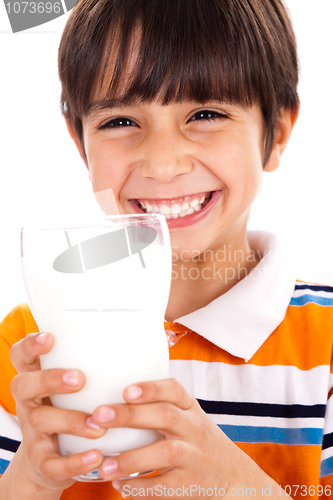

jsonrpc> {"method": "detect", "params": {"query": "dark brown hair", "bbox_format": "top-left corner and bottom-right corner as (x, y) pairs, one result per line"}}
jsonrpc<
(58, 0), (299, 165)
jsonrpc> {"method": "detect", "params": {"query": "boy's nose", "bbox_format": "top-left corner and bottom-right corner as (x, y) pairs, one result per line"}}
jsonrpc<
(139, 134), (193, 184)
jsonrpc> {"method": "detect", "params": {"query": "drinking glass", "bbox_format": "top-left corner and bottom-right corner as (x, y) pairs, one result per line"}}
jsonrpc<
(21, 214), (172, 481)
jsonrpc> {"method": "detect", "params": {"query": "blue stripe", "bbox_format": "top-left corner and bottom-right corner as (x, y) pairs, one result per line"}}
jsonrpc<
(218, 424), (323, 445)
(290, 295), (333, 307)
(320, 456), (333, 478)
(0, 458), (10, 475)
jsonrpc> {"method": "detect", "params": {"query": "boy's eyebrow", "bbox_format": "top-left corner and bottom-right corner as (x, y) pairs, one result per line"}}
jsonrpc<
(86, 98), (129, 117)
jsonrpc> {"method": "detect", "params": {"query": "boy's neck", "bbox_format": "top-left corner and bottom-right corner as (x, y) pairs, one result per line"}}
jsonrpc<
(164, 231), (260, 322)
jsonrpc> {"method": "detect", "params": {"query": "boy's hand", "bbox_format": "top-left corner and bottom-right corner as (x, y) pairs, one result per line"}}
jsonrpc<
(4, 333), (105, 499)
(92, 379), (285, 499)
(91, 379), (237, 498)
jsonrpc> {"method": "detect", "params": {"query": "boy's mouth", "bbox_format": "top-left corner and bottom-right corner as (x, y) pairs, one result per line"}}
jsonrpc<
(134, 191), (212, 218)
(128, 190), (222, 228)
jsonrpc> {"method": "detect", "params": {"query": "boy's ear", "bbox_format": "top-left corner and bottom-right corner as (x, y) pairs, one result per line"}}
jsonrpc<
(65, 118), (89, 171)
(263, 107), (299, 172)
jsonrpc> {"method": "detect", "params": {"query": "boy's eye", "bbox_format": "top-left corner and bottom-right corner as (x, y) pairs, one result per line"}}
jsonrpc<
(99, 117), (138, 129)
(189, 109), (228, 122)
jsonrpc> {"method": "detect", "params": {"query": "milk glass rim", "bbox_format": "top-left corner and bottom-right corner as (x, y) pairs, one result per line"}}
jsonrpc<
(20, 214), (166, 232)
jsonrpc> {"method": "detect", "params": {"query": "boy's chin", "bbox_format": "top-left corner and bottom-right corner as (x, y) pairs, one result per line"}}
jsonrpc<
(169, 236), (209, 262)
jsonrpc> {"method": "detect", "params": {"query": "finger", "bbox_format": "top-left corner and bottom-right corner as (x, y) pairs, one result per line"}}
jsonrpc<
(93, 401), (191, 438)
(29, 405), (107, 439)
(11, 368), (85, 402)
(10, 332), (54, 373)
(38, 449), (104, 482)
(98, 438), (188, 481)
(123, 379), (195, 410)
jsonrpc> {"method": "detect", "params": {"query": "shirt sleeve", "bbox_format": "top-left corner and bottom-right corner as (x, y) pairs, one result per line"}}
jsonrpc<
(0, 303), (38, 414)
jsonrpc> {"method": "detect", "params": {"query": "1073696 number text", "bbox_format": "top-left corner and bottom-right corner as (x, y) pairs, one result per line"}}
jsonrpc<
(5, 1), (61, 14)
(278, 485), (332, 497)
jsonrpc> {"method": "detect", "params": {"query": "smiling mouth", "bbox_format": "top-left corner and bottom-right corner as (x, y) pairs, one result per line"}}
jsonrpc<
(132, 191), (213, 219)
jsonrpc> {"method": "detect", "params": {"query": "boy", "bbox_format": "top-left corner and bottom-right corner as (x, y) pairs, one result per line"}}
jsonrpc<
(1, 0), (333, 499)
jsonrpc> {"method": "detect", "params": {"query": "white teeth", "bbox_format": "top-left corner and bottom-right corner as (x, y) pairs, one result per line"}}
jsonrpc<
(159, 204), (171, 215)
(185, 207), (195, 215)
(138, 193), (211, 219)
(170, 204), (181, 215)
(190, 198), (200, 208)
(140, 203), (202, 218)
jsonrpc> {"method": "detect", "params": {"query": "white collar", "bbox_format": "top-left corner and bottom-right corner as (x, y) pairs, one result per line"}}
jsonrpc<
(171, 231), (296, 362)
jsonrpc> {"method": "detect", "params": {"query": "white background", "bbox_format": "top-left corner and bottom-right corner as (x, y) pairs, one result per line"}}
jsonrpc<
(0, 1), (332, 321)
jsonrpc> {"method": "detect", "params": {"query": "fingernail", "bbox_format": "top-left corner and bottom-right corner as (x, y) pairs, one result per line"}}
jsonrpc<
(98, 406), (115, 423)
(126, 385), (142, 400)
(102, 458), (118, 475)
(113, 480), (121, 490)
(86, 417), (101, 431)
(36, 333), (48, 345)
(63, 370), (79, 386)
(82, 451), (99, 465)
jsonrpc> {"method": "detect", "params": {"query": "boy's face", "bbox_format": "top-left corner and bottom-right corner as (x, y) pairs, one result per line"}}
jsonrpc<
(72, 98), (290, 260)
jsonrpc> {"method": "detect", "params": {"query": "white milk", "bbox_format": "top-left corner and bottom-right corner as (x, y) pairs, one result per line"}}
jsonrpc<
(22, 224), (171, 456)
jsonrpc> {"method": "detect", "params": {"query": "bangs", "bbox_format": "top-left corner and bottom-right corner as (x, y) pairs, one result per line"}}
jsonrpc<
(67, 0), (271, 116)
(96, 2), (257, 107)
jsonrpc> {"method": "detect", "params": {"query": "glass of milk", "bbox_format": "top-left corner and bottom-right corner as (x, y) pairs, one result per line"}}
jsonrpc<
(21, 214), (172, 481)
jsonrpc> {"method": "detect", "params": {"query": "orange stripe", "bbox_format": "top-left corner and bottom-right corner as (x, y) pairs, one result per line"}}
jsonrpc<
(167, 303), (333, 370)
(319, 472), (333, 500)
(236, 442), (322, 499)
(60, 481), (122, 500)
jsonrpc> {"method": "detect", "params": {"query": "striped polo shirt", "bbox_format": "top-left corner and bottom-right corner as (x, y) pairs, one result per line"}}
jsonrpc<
(164, 231), (333, 497)
(1, 231), (332, 499)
